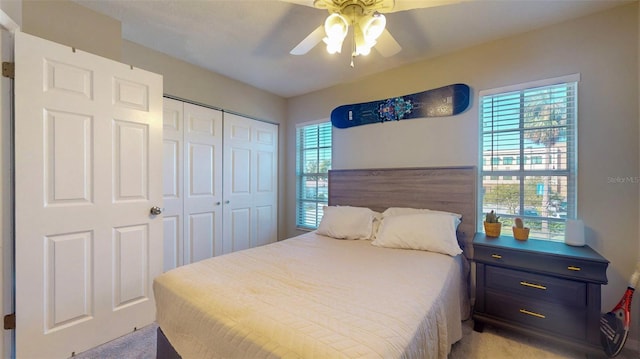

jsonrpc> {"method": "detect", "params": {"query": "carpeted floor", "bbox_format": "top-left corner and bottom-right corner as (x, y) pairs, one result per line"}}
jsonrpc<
(75, 320), (639, 359)
(449, 320), (638, 359)
(73, 323), (157, 359)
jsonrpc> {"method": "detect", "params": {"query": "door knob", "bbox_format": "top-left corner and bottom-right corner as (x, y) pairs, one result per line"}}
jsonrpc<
(150, 206), (163, 215)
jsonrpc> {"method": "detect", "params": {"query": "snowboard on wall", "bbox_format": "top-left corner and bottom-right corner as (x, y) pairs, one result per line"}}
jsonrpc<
(330, 83), (470, 129)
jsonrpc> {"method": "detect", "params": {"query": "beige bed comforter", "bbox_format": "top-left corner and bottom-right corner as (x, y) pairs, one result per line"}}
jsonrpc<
(153, 231), (468, 358)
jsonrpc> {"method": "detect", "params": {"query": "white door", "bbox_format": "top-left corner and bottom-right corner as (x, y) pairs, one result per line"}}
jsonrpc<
(223, 113), (278, 253)
(162, 98), (184, 271)
(183, 103), (223, 262)
(162, 98), (223, 271)
(14, 31), (163, 358)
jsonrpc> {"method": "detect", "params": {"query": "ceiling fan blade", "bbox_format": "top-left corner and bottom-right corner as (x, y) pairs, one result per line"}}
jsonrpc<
(279, 0), (316, 9)
(389, 0), (470, 13)
(290, 25), (325, 55)
(375, 29), (401, 57)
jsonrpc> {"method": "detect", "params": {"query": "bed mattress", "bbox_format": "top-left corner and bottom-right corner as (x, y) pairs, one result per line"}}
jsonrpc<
(153, 231), (468, 358)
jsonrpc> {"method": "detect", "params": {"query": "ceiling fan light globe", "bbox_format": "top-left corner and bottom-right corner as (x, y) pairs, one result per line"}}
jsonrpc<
(355, 39), (373, 56)
(361, 13), (386, 42)
(323, 37), (343, 54)
(324, 13), (348, 40)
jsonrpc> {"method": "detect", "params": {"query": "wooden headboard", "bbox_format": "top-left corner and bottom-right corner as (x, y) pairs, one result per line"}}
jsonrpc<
(328, 166), (477, 250)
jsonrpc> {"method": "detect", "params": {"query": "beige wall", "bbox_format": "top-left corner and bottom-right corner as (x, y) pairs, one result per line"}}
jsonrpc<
(22, 0), (121, 61)
(287, 2), (640, 341)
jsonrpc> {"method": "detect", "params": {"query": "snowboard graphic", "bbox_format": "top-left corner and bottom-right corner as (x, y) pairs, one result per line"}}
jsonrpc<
(331, 83), (470, 129)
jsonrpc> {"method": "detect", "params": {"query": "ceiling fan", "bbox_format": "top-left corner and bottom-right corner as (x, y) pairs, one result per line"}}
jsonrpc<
(283, 0), (468, 65)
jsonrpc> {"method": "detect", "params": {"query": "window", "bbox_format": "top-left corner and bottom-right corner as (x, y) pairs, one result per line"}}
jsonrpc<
(296, 121), (332, 229)
(479, 74), (578, 241)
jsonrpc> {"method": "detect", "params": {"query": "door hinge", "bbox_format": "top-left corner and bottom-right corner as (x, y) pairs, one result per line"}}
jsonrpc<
(2, 62), (14, 79)
(4, 313), (15, 330)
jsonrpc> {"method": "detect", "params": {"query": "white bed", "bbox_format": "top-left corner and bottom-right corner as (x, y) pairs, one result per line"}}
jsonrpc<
(154, 167), (477, 359)
(154, 231), (468, 358)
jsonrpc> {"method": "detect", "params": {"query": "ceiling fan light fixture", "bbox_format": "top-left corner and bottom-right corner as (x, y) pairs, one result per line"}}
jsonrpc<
(323, 13), (348, 54)
(324, 13), (348, 40)
(323, 37), (344, 54)
(360, 12), (386, 43)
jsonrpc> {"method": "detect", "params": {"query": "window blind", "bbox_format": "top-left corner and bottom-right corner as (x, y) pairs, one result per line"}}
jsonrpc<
(480, 79), (578, 241)
(296, 122), (332, 229)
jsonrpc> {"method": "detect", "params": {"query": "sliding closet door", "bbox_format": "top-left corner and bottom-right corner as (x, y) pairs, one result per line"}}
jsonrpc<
(162, 99), (223, 270)
(162, 99), (184, 271)
(163, 104), (276, 262)
(183, 103), (223, 263)
(222, 113), (278, 253)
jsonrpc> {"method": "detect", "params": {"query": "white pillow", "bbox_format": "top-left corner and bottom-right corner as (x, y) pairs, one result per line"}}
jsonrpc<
(382, 207), (462, 219)
(317, 206), (379, 240)
(372, 212), (462, 256)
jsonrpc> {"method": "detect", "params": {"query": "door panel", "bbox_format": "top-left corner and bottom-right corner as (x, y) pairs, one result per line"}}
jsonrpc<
(223, 113), (277, 253)
(251, 120), (278, 248)
(113, 120), (148, 200)
(162, 100), (222, 267)
(229, 207), (251, 252)
(45, 110), (92, 204)
(113, 224), (149, 307)
(188, 143), (214, 196)
(162, 215), (180, 271)
(257, 150), (274, 192)
(45, 232), (92, 332)
(256, 205), (275, 247)
(15, 31), (163, 358)
(183, 103), (222, 263)
(230, 147), (251, 195)
(188, 212), (215, 262)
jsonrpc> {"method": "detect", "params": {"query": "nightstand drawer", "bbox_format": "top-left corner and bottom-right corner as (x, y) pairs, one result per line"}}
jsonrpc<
(486, 266), (586, 307)
(474, 245), (607, 283)
(485, 292), (587, 340)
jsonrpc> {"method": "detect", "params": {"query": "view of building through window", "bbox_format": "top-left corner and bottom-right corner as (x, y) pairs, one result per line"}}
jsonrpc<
(480, 77), (578, 241)
(296, 121), (332, 229)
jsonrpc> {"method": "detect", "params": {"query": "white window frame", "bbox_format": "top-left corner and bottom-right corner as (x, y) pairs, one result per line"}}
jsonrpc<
(296, 120), (332, 230)
(478, 74), (580, 241)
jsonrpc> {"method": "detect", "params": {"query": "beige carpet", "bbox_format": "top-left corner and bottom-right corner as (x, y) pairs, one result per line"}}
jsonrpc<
(76, 320), (639, 358)
(73, 323), (157, 359)
(451, 320), (639, 359)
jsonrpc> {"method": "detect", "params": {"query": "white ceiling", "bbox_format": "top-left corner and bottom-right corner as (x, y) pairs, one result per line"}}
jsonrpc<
(73, 0), (633, 98)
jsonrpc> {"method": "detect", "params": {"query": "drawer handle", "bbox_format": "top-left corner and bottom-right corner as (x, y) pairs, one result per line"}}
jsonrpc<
(520, 281), (547, 290)
(491, 254), (502, 259)
(567, 266), (581, 271)
(519, 309), (546, 319)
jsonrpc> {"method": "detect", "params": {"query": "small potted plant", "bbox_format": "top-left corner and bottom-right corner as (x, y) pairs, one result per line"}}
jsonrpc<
(512, 217), (530, 241)
(484, 210), (501, 237)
